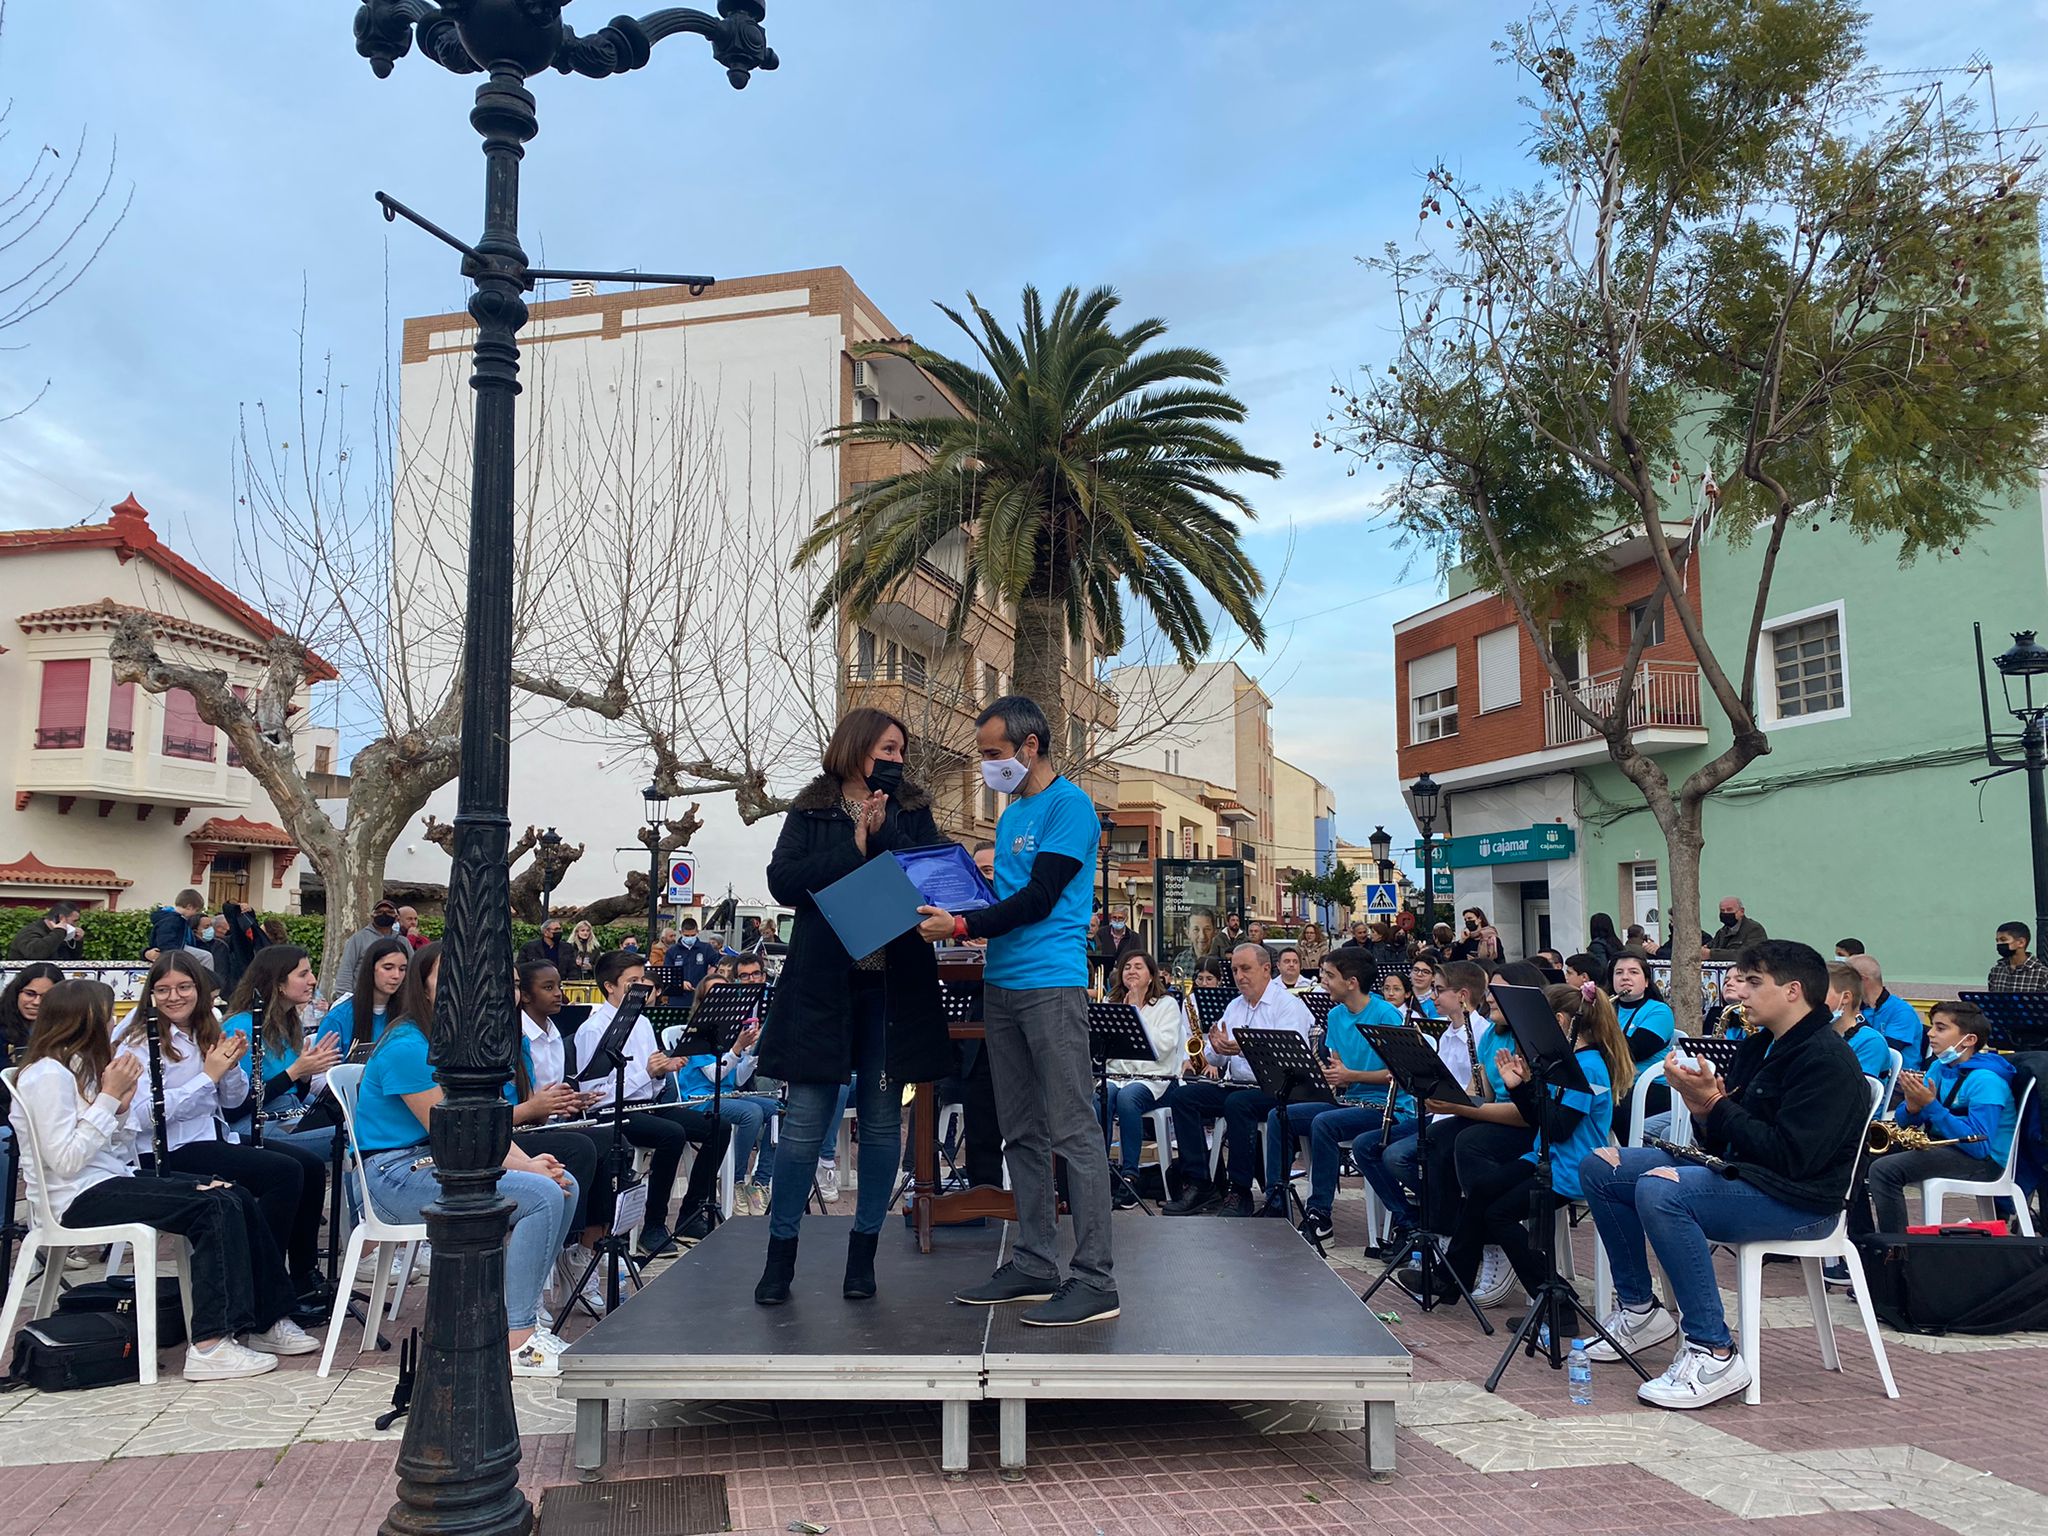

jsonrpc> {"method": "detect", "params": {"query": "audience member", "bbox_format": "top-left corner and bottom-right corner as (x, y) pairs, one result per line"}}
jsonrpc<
(337, 901), (400, 985)
(564, 920), (602, 980)
(143, 890), (204, 963)
(1586, 912), (1624, 975)
(1834, 937), (1866, 958)
(1707, 896), (1768, 959)
(1989, 920), (2048, 993)
(396, 906), (429, 952)
(519, 919), (566, 968)
(8, 901), (83, 962)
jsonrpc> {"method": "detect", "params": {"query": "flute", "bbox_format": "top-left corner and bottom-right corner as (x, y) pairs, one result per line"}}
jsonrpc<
(139, 999), (170, 1173)
(247, 987), (267, 1148)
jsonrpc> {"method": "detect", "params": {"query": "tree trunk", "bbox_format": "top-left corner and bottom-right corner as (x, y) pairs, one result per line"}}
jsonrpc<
(1660, 807), (1709, 1037)
(1011, 594), (1069, 763)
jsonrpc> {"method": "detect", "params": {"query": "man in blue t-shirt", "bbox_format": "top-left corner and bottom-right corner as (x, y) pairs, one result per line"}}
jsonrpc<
(917, 695), (1116, 1327)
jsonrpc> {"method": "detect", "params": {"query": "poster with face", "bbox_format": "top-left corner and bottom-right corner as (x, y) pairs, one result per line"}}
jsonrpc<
(1155, 860), (1245, 981)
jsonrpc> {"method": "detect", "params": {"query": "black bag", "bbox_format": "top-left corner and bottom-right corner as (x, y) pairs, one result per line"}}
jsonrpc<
(1855, 1231), (2048, 1334)
(1, 1312), (141, 1393)
(56, 1275), (189, 1347)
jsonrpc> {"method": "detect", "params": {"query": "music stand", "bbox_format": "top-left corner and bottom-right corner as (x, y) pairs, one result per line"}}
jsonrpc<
(1959, 991), (2048, 1051)
(1481, 982), (1648, 1392)
(645, 964), (693, 1000)
(1673, 1035), (1744, 1073)
(1087, 1001), (1161, 1214)
(558, 982), (655, 1317)
(1188, 986), (1233, 1033)
(1237, 1026), (1336, 1221)
(1300, 992), (1336, 1032)
(665, 982), (769, 1234)
(1356, 1024), (1493, 1334)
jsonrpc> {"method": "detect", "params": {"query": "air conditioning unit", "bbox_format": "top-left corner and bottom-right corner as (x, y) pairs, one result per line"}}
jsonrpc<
(851, 360), (878, 396)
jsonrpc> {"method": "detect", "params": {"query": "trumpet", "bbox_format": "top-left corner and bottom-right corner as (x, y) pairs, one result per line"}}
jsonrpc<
(1865, 1123), (1985, 1156)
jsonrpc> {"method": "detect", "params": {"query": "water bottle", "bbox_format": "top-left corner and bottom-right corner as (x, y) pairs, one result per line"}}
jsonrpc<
(1567, 1342), (1594, 1406)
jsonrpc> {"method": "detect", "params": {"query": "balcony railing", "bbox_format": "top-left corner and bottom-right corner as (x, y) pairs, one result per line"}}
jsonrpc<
(105, 728), (134, 752)
(843, 661), (978, 715)
(162, 733), (218, 762)
(1544, 661), (1704, 748)
(34, 725), (85, 750)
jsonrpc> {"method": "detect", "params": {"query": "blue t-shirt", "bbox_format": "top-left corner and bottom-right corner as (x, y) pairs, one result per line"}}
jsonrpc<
(1842, 1020), (1893, 1079)
(1868, 992), (1925, 1071)
(223, 1009), (298, 1097)
(356, 1021), (437, 1152)
(983, 774), (1099, 990)
(315, 995), (392, 1053)
(1615, 997), (1676, 1067)
(1526, 1047), (1614, 1199)
(1325, 993), (1409, 1115)
(504, 1036), (537, 1109)
(1476, 1019), (1514, 1101)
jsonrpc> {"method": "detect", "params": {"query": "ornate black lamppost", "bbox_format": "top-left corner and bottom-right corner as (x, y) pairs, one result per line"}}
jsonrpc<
(1404, 773), (1442, 935)
(1976, 626), (2048, 943)
(643, 782), (670, 938)
(349, 7), (776, 1536)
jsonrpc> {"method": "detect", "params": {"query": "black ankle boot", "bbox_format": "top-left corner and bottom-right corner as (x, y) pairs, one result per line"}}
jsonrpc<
(754, 1234), (798, 1306)
(843, 1230), (879, 1300)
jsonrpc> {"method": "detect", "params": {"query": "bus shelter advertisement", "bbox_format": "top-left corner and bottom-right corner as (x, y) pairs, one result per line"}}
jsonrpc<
(1155, 859), (1246, 981)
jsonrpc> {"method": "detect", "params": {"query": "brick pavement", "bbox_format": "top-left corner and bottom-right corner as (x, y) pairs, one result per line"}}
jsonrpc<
(5, 1198), (2047, 1536)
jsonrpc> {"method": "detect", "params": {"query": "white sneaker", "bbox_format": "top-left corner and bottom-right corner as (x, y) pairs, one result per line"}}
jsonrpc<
(529, 1325), (571, 1356)
(1472, 1245), (1519, 1307)
(1637, 1340), (1750, 1409)
(510, 1337), (561, 1377)
(577, 1258), (611, 1314)
(242, 1319), (320, 1356)
(183, 1337), (281, 1381)
(747, 1185), (771, 1217)
(816, 1162), (840, 1201)
(1583, 1301), (1679, 1362)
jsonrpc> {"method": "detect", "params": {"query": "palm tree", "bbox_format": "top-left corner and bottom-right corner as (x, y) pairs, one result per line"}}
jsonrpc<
(796, 284), (1280, 753)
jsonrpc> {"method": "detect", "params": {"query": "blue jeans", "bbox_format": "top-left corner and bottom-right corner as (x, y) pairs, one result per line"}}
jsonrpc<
(1357, 1127), (1420, 1228)
(360, 1147), (578, 1331)
(1262, 1100), (1367, 1204)
(1101, 1079), (1165, 1170)
(683, 1092), (780, 1186)
(817, 1079), (855, 1166)
(1580, 1147), (1840, 1350)
(767, 981), (898, 1239)
(1304, 1104), (1398, 1215)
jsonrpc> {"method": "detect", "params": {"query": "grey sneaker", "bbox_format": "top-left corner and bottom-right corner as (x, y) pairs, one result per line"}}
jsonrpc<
(1019, 1278), (1121, 1328)
(1637, 1340), (1749, 1409)
(954, 1261), (1057, 1306)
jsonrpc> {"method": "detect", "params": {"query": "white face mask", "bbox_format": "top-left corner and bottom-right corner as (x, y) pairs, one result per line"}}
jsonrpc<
(980, 755), (1028, 793)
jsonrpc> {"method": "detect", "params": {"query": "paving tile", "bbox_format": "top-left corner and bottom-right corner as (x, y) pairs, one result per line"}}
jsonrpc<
(0, 1412), (158, 1467)
(1637, 1449), (1894, 1519)
(1786, 1447), (2048, 1536)
(1412, 1409), (1754, 1472)
(226, 1439), (402, 1536)
(30, 1448), (276, 1535)
(1393, 1378), (1537, 1428)
(296, 1370), (408, 1445)
(0, 1459), (97, 1532)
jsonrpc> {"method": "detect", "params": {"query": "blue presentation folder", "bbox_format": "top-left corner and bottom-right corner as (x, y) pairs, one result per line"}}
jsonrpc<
(812, 852), (925, 960)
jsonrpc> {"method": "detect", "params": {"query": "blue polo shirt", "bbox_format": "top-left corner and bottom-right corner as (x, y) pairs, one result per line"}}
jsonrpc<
(315, 995), (392, 1053)
(983, 774), (1099, 991)
(1526, 1047), (1614, 1199)
(1867, 992), (1926, 1071)
(1842, 1020), (1894, 1079)
(355, 1021), (436, 1152)
(1615, 997), (1676, 1067)
(1325, 993), (1408, 1115)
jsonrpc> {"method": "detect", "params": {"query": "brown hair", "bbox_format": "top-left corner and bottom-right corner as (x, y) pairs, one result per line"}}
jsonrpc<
(1439, 959), (1487, 1006)
(123, 952), (222, 1062)
(822, 706), (909, 786)
(228, 945), (312, 1055)
(1930, 999), (1993, 1052)
(1546, 982), (1635, 1103)
(1115, 948), (1168, 1005)
(22, 979), (117, 1091)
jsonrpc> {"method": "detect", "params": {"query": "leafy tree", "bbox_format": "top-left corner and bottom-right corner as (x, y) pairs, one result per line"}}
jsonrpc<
(1333, 0), (2048, 1027)
(1288, 862), (1358, 914)
(797, 284), (1281, 749)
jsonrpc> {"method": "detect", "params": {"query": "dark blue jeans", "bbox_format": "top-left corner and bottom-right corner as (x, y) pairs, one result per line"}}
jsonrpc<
(1100, 1079), (1165, 1170)
(767, 980), (898, 1239)
(1262, 1100), (1383, 1206)
(1303, 1103), (1400, 1215)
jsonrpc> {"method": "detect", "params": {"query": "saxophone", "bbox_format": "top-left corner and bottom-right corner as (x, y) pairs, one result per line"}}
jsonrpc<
(1865, 1123), (1986, 1156)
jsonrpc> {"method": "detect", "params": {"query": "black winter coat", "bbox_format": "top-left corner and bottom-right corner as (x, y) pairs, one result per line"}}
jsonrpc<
(758, 773), (952, 1087)
(1696, 1006), (1870, 1212)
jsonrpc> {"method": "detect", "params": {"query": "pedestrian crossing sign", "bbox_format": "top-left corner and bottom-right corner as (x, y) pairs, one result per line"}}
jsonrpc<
(1364, 883), (1399, 915)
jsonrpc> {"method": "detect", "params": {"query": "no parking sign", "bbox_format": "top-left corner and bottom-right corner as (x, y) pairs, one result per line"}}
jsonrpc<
(665, 852), (696, 905)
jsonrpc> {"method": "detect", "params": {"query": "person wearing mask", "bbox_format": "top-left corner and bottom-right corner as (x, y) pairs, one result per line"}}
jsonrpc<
(1577, 941), (1868, 1409)
(1847, 954), (1924, 1071)
(915, 696), (1119, 1326)
(1989, 921), (2048, 993)
(1158, 941), (1313, 1218)
(1294, 948), (1405, 1242)
(668, 918), (722, 991)
(10, 900), (84, 963)
(1372, 924), (1414, 976)
(676, 951), (779, 1216)
(1825, 963), (1893, 1081)
(352, 941), (580, 1376)
(1098, 949), (1189, 1207)
(1860, 1001), (2018, 1233)
(316, 938), (411, 1053)
(754, 707), (951, 1306)
(1706, 897), (1768, 960)
(11, 979), (312, 1378)
(519, 919), (566, 968)
(507, 959), (613, 1318)
(336, 901), (401, 987)
(1448, 908), (1488, 962)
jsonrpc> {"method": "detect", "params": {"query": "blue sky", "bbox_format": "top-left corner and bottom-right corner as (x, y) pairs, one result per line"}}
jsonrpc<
(3, 1), (2042, 870)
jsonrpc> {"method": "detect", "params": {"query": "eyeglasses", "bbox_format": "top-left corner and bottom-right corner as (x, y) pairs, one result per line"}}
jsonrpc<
(151, 984), (197, 999)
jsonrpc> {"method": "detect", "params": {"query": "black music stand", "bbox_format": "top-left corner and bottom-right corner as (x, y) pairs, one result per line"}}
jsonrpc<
(1188, 985), (1233, 1038)
(1237, 1025), (1336, 1221)
(645, 964), (694, 1003)
(1673, 1035), (1744, 1073)
(558, 983), (655, 1319)
(1300, 992), (1337, 1033)
(1959, 991), (2048, 1051)
(1087, 1001), (1161, 1214)
(1481, 982), (1647, 1391)
(908, 978), (985, 1204)
(665, 982), (768, 1233)
(1356, 1025), (1494, 1334)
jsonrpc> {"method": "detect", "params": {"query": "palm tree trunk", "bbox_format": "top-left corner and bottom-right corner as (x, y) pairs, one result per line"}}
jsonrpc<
(1010, 595), (1069, 763)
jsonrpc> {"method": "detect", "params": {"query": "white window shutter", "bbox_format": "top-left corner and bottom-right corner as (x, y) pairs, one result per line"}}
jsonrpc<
(1408, 646), (1456, 697)
(1476, 627), (1521, 712)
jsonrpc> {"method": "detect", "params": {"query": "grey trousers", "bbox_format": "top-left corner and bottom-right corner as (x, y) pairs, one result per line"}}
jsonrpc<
(983, 982), (1115, 1290)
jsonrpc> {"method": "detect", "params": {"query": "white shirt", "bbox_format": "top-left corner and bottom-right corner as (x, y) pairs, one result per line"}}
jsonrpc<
(1431, 1011), (1480, 1122)
(1210, 983), (1314, 1085)
(9, 1057), (134, 1223)
(523, 1013), (566, 1091)
(572, 1001), (662, 1106)
(118, 1021), (250, 1156)
(1106, 996), (1190, 1082)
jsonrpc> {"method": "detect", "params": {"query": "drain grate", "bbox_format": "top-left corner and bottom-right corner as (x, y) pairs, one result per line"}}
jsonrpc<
(534, 1475), (731, 1536)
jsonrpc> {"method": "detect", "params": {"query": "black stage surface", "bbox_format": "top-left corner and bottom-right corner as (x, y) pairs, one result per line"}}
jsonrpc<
(559, 1214), (1409, 1476)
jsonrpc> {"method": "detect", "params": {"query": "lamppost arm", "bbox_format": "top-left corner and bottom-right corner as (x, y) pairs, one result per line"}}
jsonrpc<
(354, 2), (779, 88)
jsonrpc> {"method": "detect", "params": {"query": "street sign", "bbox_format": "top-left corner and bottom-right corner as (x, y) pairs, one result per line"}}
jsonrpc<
(1363, 884), (1399, 916)
(664, 853), (696, 905)
(1433, 869), (1455, 895)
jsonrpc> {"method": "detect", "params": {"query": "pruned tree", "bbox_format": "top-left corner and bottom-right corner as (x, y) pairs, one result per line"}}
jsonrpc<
(1332, 0), (2048, 1028)
(421, 817), (586, 924)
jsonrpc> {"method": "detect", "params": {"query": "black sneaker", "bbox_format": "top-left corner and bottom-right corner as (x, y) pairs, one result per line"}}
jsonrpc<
(1162, 1182), (1221, 1216)
(1299, 1209), (1335, 1245)
(677, 1203), (717, 1244)
(954, 1261), (1058, 1306)
(1256, 1196), (1291, 1218)
(1111, 1182), (1139, 1210)
(1019, 1278), (1121, 1328)
(635, 1223), (674, 1259)
(1822, 1259), (1851, 1288)
(1213, 1188), (1257, 1218)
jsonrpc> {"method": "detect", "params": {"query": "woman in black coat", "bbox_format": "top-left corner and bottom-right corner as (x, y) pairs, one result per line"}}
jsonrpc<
(754, 706), (952, 1307)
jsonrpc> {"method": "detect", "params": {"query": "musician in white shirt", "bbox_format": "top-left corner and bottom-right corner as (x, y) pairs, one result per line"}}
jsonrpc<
(1159, 942), (1313, 1215)
(1276, 946), (1325, 995)
(1098, 950), (1194, 1205)
(569, 950), (731, 1256)
(510, 958), (616, 1314)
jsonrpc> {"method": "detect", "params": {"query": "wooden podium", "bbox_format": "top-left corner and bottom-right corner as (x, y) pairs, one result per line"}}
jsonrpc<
(909, 956), (1017, 1253)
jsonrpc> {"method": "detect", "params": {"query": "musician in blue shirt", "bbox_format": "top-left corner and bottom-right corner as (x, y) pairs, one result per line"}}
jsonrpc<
(1850, 955), (1926, 1071)
(1296, 949), (1412, 1244)
(1826, 964), (1895, 1081)
(1863, 1001), (2018, 1231)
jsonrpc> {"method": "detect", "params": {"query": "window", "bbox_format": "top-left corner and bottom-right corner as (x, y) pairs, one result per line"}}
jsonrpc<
(982, 663), (999, 705)
(161, 687), (215, 761)
(1763, 603), (1848, 726)
(981, 783), (998, 822)
(1627, 596), (1666, 648)
(106, 679), (135, 752)
(34, 659), (89, 749)
(1476, 627), (1521, 713)
(1547, 623), (1583, 684)
(313, 744), (333, 774)
(902, 648), (927, 687)
(1164, 828), (1177, 858)
(1408, 646), (1458, 743)
(856, 627), (878, 674)
(1069, 718), (1087, 760)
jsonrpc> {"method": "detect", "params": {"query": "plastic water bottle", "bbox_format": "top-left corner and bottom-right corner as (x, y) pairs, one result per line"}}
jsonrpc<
(1567, 1341), (1594, 1406)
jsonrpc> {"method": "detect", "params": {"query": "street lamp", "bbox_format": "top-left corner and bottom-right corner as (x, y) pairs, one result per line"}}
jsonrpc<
(1976, 625), (2048, 943)
(536, 826), (562, 920)
(1369, 824), (1393, 887)
(1404, 773), (1442, 935)
(644, 782), (670, 940)
(350, 8), (777, 1536)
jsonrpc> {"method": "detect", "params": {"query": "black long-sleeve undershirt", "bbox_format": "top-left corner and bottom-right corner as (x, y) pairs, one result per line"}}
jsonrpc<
(961, 853), (1086, 942)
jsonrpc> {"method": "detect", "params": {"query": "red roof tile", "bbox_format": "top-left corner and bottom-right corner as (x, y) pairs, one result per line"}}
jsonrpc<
(185, 816), (298, 849)
(0, 852), (133, 889)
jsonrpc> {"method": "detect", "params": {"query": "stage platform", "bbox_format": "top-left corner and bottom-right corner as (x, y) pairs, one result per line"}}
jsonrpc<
(558, 1214), (1410, 1477)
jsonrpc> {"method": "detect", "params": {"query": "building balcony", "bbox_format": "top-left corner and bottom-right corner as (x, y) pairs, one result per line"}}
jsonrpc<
(16, 738), (253, 810)
(1544, 661), (1708, 749)
(842, 660), (981, 743)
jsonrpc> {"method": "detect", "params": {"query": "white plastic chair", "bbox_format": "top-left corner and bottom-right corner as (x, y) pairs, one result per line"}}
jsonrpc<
(1880, 1049), (1903, 1108)
(1917, 1077), (2038, 1237)
(0, 1067), (194, 1385)
(1731, 1076), (1898, 1406)
(318, 1063), (429, 1377)
(1146, 1104), (1225, 1197)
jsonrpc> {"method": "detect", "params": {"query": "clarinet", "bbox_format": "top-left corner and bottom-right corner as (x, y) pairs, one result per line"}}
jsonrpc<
(247, 988), (267, 1148)
(139, 999), (170, 1174)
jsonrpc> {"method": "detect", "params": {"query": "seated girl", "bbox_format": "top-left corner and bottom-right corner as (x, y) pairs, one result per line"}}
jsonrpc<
(314, 937), (411, 1053)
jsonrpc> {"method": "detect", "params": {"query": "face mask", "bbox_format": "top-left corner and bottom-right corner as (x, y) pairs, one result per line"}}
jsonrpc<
(1719, 914), (1738, 927)
(866, 758), (904, 796)
(1997, 943), (2017, 960)
(1935, 1045), (1964, 1066)
(980, 755), (1028, 794)
(1110, 920), (1125, 932)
